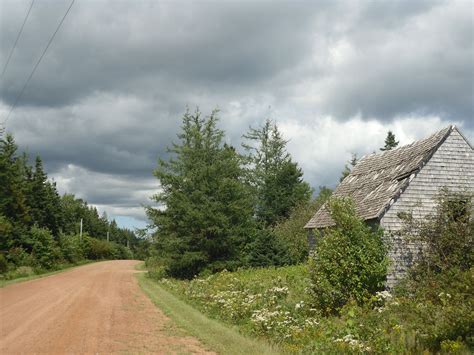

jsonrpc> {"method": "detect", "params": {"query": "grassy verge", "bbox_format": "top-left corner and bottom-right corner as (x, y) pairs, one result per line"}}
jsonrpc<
(137, 273), (281, 355)
(148, 265), (474, 354)
(0, 260), (95, 288)
(134, 261), (146, 271)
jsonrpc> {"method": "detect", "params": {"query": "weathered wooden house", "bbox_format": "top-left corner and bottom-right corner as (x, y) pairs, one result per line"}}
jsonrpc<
(304, 125), (474, 287)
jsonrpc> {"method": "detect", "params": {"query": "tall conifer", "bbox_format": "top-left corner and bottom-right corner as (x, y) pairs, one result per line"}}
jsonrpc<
(243, 119), (311, 227)
(148, 109), (254, 278)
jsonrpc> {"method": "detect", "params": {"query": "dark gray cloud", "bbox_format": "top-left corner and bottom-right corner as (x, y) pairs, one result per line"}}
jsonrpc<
(0, 0), (472, 226)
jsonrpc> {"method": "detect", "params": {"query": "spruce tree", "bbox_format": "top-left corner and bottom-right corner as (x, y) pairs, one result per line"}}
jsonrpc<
(380, 131), (399, 151)
(0, 134), (31, 249)
(28, 157), (63, 235)
(147, 109), (255, 278)
(243, 119), (311, 227)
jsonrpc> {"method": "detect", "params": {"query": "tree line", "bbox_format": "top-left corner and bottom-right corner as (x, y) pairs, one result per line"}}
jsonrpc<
(0, 134), (143, 276)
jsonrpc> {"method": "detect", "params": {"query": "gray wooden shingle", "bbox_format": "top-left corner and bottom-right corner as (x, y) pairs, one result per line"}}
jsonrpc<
(304, 126), (453, 229)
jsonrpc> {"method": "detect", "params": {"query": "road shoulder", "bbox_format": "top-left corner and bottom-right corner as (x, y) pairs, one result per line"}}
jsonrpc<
(137, 273), (281, 355)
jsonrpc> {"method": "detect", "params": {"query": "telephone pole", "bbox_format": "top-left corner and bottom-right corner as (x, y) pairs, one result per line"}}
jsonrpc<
(79, 218), (83, 240)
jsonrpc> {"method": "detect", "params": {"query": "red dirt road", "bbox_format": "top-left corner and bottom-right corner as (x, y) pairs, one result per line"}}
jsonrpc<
(0, 260), (213, 354)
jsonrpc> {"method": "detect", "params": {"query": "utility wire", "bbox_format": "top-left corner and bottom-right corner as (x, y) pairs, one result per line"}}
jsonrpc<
(1, 0), (35, 79)
(2, 0), (75, 126)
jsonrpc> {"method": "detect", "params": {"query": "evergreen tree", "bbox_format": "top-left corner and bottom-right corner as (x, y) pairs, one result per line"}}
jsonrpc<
(380, 131), (399, 151)
(28, 157), (62, 235)
(147, 109), (255, 278)
(0, 134), (31, 250)
(243, 119), (312, 227)
(0, 135), (30, 225)
(0, 132), (139, 271)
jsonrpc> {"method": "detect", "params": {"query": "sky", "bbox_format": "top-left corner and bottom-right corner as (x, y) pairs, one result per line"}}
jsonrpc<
(1, 0), (473, 230)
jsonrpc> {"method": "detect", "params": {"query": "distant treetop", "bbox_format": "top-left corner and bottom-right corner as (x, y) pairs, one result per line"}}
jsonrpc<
(380, 131), (399, 151)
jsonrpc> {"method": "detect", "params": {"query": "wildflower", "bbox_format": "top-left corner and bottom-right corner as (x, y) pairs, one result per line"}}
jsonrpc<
(295, 301), (305, 310)
(375, 290), (392, 301)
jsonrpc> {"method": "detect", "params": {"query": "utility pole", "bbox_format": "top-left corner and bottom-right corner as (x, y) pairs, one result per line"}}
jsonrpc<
(79, 218), (83, 240)
(107, 230), (109, 242)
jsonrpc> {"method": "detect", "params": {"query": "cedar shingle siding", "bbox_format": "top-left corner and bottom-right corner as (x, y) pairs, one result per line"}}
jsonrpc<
(305, 126), (474, 287)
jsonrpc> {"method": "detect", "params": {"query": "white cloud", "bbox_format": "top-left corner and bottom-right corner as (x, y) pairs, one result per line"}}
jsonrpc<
(51, 164), (160, 222)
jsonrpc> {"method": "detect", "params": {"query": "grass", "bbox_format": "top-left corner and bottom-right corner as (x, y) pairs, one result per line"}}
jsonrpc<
(134, 261), (146, 271)
(137, 272), (282, 355)
(0, 260), (95, 288)
(148, 265), (474, 354)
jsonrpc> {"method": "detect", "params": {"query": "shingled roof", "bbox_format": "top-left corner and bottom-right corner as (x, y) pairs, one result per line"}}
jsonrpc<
(304, 126), (454, 229)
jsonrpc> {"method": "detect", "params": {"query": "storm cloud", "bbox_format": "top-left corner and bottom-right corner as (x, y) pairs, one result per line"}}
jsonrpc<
(1, 0), (472, 227)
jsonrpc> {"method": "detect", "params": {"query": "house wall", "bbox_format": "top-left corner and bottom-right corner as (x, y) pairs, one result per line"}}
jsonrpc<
(380, 129), (474, 288)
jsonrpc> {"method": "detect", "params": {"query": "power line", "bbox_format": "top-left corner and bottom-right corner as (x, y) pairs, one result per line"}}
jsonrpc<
(1, 0), (35, 79)
(2, 0), (75, 126)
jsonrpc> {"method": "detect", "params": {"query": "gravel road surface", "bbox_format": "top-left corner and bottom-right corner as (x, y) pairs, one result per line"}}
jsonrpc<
(0, 260), (213, 354)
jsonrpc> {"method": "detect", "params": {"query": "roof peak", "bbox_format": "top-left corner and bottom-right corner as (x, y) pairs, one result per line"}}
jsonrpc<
(305, 124), (459, 229)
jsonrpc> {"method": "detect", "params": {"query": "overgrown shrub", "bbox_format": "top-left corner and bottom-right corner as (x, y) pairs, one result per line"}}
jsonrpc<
(244, 228), (291, 268)
(399, 188), (473, 277)
(308, 198), (388, 314)
(392, 267), (474, 351)
(83, 236), (114, 260)
(166, 251), (209, 279)
(29, 226), (62, 269)
(58, 234), (85, 263)
(155, 263), (473, 353)
(112, 242), (133, 259)
(5, 246), (33, 267)
(0, 253), (8, 273)
(273, 187), (332, 264)
(146, 256), (168, 279)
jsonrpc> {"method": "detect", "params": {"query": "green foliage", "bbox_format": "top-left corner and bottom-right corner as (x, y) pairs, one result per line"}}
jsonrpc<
(153, 264), (473, 353)
(58, 234), (85, 263)
(399, 188), (473, 276)
(273, 187), (332, 264)
(0, 253), (8, 273)
(148, 109), (255, 278)
(308, 198), (388, 314)
(0, 134), (30, 228)
(243, 119), (312, 227)
(145, 256), (168, 279)
(28, 157), (63, 236)
(153, 265), (314, 338)
(0, 133), (138, 275)
(380, 130), (399, 151)
(3, 266), (35, 280)
(392, 268), (474, 351)
(5, 246), (32, 267)
(244, 228), (291, 268)
(0, 214), (13, 251)
(80, 235), (132, 260)
(29, 226), (61, 269)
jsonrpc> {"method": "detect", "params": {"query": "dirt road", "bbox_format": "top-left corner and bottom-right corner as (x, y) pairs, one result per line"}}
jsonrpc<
(0, 260), (214, 354)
